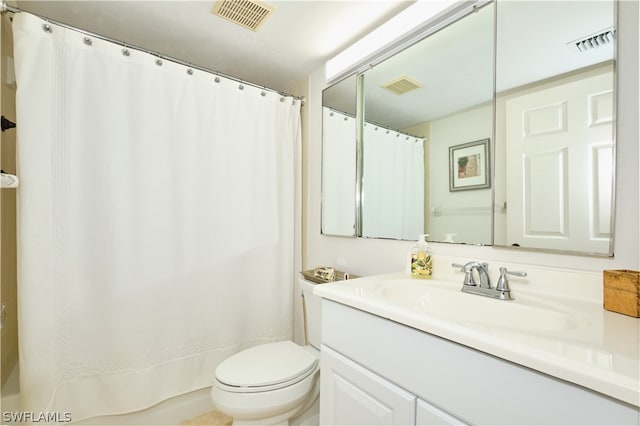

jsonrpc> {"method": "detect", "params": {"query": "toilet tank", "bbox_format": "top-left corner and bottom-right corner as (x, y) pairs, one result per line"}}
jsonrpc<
(299, 278), (322, 349)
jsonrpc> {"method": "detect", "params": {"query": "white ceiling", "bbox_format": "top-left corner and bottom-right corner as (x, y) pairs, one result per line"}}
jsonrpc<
(12, 0), (414, 94)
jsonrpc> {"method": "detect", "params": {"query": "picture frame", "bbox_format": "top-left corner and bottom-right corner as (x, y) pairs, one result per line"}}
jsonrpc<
(449, 138), (491, 192)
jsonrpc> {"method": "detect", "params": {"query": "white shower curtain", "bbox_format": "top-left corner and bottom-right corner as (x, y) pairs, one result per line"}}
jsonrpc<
(362, 123), (424, 240)
(13, 12), (301, 420)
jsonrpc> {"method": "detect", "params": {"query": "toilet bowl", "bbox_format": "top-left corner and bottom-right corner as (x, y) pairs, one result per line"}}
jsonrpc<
(211, 278), (322, 425)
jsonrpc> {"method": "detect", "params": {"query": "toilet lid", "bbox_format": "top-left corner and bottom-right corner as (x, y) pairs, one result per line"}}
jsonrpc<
(216, 341), (318, 388)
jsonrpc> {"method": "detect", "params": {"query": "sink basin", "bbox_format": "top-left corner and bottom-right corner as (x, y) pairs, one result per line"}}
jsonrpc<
(378, 281), (578, 332)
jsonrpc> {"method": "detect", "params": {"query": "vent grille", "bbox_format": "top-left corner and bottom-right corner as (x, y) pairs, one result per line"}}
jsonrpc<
(381, 76), (423, 95)
(569, 28), (616, 52)
(211, 0), (274, 32)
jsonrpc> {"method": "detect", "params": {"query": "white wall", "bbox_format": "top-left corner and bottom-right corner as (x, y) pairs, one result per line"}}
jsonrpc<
(302, 1), (638, 281)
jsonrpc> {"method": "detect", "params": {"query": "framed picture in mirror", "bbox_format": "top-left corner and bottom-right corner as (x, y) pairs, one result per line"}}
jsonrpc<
(449, 138), (490, 192)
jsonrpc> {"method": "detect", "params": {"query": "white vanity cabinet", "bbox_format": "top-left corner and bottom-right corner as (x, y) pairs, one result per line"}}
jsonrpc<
(319, 299), (639, 425)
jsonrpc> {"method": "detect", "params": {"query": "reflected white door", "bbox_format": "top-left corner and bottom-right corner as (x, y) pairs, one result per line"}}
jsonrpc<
(505, 66), (613, 253)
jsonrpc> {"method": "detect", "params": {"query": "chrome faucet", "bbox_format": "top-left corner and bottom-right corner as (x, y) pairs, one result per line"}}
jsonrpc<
(452, 262), (526, 301)
(453, 261), (492, 288)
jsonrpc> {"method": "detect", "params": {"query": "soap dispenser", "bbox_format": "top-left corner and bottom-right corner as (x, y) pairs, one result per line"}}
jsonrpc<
(410, 234), (432, 279)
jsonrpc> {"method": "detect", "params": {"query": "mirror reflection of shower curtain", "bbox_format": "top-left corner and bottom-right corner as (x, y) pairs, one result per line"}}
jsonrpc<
(321, 107), (357, 236)
(362, 124), (425, 240)
(13, 12), (301, 420)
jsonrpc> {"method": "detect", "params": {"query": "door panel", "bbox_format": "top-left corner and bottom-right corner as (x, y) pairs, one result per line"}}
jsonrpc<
(505, 66), (614, 252)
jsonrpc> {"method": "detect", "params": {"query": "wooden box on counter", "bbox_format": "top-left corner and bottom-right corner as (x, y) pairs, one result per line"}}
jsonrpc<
(603, 269), (640, 318)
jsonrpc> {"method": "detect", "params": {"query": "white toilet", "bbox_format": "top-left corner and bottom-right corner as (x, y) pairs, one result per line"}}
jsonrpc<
(211, 278), (322, 425)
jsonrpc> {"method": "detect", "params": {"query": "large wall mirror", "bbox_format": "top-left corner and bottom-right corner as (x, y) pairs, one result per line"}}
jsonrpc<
(322, 2), (495, 244)
(321, 0), (617, 256)
(494, 0), (616, 256)
(361, 2), (494, 243)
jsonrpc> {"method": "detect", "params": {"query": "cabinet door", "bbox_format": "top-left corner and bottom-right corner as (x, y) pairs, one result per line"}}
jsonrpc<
(320, 345), (416, 425)
(416, 398), (467, 425)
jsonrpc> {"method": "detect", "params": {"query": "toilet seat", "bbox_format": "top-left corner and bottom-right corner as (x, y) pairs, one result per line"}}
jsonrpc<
(215, 341), (319, 393)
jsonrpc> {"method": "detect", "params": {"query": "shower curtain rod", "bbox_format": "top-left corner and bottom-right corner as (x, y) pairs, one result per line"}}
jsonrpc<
(0, 1), (305, 104)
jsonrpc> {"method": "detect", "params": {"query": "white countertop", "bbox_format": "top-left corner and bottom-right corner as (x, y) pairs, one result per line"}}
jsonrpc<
(314, 272), (640, 408)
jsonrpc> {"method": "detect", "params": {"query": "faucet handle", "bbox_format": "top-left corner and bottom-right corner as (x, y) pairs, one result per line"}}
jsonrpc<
(451, 263), (476, 286)
(495, 267), (527, 292)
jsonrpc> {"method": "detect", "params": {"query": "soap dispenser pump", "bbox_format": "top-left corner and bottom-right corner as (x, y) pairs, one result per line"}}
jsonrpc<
(410, 234), (432, 279)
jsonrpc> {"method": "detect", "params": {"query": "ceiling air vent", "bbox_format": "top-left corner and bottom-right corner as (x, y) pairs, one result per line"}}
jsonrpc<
(568, 27), (616, 53)
(211, 0), (275, 32)
(381, 76), (423, 95)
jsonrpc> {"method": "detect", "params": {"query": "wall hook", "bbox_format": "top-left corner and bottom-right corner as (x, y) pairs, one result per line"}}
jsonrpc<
(1, 116), (16, 132)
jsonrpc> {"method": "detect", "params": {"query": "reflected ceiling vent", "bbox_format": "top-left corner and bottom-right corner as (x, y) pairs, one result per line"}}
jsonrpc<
(381, 76), (423, 95)
(568, 27), (616, 53)
(211, 0), (275, 32)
